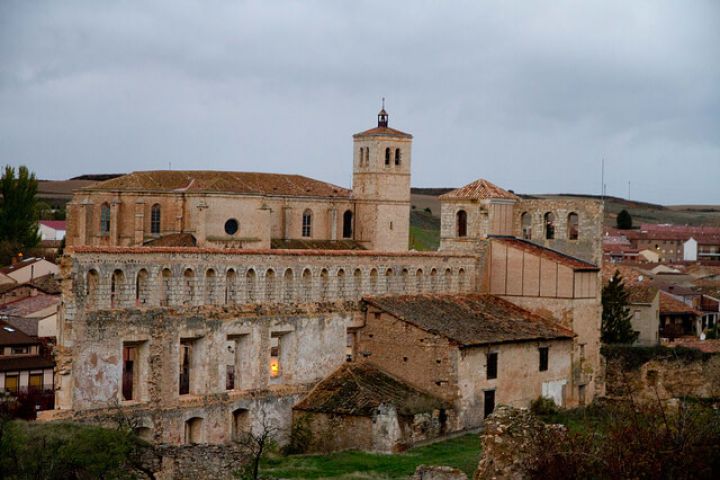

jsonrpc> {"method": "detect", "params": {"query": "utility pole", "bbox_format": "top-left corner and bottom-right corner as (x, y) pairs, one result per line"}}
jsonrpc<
(627, 180), (631, 200)
(601, 158), (605, 200)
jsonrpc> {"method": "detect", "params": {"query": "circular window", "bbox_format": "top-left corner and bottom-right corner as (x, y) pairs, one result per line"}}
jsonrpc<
(224, 219), (239, 235)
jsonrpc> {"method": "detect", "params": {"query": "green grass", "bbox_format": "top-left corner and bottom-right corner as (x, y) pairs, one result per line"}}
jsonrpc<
(260, 434), (481, 479)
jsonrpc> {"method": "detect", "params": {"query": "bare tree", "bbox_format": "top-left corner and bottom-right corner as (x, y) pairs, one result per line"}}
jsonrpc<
(235, 406), (278, 480)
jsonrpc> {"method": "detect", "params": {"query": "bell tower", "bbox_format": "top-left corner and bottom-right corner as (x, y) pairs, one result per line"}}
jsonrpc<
(352, 104), (412, 251)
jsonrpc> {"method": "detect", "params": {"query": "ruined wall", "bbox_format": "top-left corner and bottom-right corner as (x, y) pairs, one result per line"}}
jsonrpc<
(46, 301), (353, 445)
(456, 340), (573, 428)
(293, 411), (375, 453)
(474, 406), (564, 480)
(512, 198), (603, 265)
(604, 349), (720, 402)
(69, 249), (476, 310)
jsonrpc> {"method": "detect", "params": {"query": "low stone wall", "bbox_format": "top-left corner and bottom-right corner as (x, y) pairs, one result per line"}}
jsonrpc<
(133, 443), (247, 480)
(474, 406), (564, 480)
(603, 345), (720, 402)
(413, 465), (467, 480)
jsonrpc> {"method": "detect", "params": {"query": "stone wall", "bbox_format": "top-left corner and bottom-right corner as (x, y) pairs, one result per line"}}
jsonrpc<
(604, 348), (720, 402)
(132, 443), (247, 480)
(68, 248), (476, 312)
(474, 406), (564, 480)
(513, 198), (603, 265)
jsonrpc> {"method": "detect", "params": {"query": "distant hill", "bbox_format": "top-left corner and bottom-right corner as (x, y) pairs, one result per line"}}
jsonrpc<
(410, 189), (720, 247)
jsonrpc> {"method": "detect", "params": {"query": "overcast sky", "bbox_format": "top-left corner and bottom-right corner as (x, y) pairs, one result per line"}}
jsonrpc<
(1, 1), (718, 204)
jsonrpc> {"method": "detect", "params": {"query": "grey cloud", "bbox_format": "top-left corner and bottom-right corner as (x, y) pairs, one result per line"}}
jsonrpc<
(0, 0), (718, 204)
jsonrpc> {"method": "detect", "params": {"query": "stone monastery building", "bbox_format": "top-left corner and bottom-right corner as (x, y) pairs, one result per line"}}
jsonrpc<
(44, 108), (603, 452)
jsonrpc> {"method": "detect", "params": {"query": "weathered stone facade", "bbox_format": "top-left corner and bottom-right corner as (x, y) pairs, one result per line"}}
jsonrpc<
(46, 108), (604, 467)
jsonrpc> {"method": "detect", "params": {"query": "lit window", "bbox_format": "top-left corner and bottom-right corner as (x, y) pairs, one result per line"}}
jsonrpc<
(270, 336), (281, 377)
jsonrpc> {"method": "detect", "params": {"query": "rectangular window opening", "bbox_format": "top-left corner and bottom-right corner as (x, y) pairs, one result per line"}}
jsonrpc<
(539, 347), (549, 372)
(486, 352), (498, 380)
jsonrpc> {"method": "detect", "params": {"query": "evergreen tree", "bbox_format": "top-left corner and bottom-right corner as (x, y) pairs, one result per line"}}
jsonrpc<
(601, 271), (639, 344)
(0, 166), (40, 263)
(616, 209), (633, 229)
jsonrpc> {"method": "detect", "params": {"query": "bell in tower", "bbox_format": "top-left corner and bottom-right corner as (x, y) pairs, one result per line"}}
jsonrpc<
(378, 99), (388, 127)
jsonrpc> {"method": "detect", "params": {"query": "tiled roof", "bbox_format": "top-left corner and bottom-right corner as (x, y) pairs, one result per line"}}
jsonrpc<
(601, 264), (650, 284)
(0, 293), (59, 317)
(494, 238), (599, 271)
(270, 239), (365, 250)
(0, 355), (54, 373)
(659, 292), (700, 316)
(352, 126), (412, 139)
(363, 294), (574, 346)
(294, 363), (445, 416)
(144, 233), (197, 247)
(626, 285), (659, 304)
(0, 319), (40, 346)
(82, 171), (352, 198)
(29, 275), (61, 295)
(0, 258), (44, 275)
(39, 220), (67, 230)
(439, 178), (519, 201)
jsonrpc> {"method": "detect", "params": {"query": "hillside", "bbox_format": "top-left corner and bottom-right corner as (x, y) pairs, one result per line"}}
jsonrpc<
(409, 190), (720, 251)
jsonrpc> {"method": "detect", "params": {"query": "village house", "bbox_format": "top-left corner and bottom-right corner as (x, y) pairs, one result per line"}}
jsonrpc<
(40, 108), (603, 450)
(626, 285), (661, 346)
(0, 257), (59, 284)
(0, 319), (55, 413)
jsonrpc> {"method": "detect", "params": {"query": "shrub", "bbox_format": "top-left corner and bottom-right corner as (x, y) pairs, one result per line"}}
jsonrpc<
(530, 396), (558, 417)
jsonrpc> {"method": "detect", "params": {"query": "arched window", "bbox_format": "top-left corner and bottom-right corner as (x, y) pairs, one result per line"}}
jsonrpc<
(353, 268), (362, 297)
(458, 268), (466, 292)
(205, 269), (216, 304)
(337, 269), (346, 299)
(302, 210), (313, 238)
(444, 268), (453, 291)
(385, 268), (393, 293)
(544, 212), (556, 240)
(111, 269), (124, 308)
(430, 268), (438, 292)
(183, 269), (195, 305)
(160, 268), (172, 307)
(100, 203), (111, 235)
(160, 268), (172, 306)
(320, 269), (329, 301)
(365, 147), (370, 166)
(151, 204), (161, 235)
(401, 268), (409, 292)
(283, 269), (294, 302)
(359, 147), (364, 166)
(265, 269), (276, 302)
(521, 212), (532, 240)
(342, 210), (353, 239)
(568, 213), (579, 240)
(415, 269), (424, 292)
(385, 148), (391, 166)
(86, 269), (99, 308)
(394, 148), (401, 166)
(246, 269), (256, 302)
(225, 269), (236, 304)
(136, 269), (149, 306)
(457, 210), (468, 237)
(369, 268), (378, 294)
(301, 269), (312, 302)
